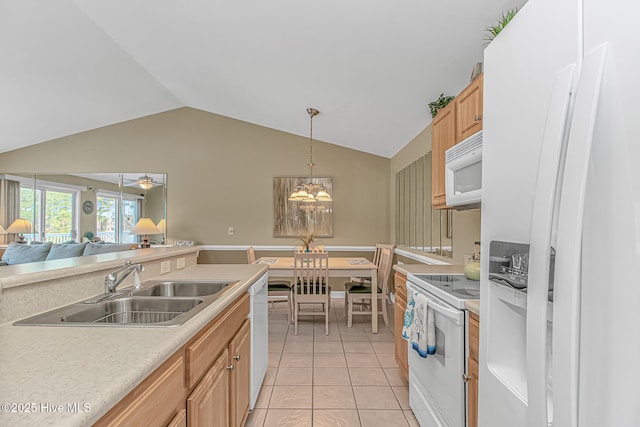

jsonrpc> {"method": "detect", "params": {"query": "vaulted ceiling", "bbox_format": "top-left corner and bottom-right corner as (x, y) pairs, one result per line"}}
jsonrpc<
(1, 0), (526, 158)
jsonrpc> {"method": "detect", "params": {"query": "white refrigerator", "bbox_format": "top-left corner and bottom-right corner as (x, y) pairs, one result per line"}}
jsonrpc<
(479, 0), (640, 426)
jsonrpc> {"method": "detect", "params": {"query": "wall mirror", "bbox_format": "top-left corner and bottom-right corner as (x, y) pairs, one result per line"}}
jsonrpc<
(0, 173), (166, 246)
(395, 153), (453, 258)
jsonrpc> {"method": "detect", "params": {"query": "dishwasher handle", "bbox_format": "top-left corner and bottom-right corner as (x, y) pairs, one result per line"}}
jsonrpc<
(407, 282), (464, 325)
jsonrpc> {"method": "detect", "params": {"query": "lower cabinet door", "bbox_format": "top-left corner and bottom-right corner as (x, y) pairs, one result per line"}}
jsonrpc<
(230, 319), (251, 427)
(467, 357), (479, 427)
(187, 348), (230, 427)
(167, 409), (186, 427)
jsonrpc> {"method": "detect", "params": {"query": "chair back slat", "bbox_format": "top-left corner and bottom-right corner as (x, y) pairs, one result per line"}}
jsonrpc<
(293, 251), (329, 296)
(377, 248), (393, 295)
(246, 246), (256, 264)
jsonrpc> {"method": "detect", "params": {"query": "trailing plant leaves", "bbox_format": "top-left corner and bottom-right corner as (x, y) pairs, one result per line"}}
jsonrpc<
(484, 7), (519, 46)
(428, 94), (455, 118)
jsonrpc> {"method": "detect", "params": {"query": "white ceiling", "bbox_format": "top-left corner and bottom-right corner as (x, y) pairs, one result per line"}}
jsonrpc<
(1, 0), (526, 158)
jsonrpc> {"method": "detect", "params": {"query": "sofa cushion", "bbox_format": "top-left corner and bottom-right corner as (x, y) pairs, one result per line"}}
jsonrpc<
(83, 242), (133, 256)
(1, 242), (53, 265)
(46, 242), (88, 261)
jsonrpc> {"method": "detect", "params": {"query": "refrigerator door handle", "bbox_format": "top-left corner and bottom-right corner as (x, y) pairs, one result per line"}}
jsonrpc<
(553, 44), (608, 427)
(527, 64), (576, 427)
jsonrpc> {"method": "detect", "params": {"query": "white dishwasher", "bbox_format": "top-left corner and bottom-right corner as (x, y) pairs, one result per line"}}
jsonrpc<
(249, 273), (268, 409)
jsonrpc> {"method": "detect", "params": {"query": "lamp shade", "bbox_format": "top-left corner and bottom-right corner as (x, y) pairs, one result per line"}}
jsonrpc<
(0, 225), (6, 235)
(156, 219), (166, 233)
(7, 219), (32, 234)
(129, 218), (161, 235)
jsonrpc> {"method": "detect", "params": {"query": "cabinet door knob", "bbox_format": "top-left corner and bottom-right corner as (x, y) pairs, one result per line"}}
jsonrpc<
(227, 364), (235, 371)
(474, 115), (482, 122)
(233, 355), (241, 361)
(462, 373), (474, 383)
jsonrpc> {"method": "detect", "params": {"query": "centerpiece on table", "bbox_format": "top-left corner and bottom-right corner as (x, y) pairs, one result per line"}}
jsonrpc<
(299, 233), (315, 252)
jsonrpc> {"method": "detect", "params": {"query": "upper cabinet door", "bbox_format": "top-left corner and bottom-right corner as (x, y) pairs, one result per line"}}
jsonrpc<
(456, 74), (483, 142)
(431, 101), (457, 209)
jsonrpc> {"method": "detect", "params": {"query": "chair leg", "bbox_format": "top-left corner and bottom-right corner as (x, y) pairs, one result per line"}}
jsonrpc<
(285, 295), (292, 325)
(325, 297), (329, 335)
(294, 296), (298, 335)
(343, 290), (348, 316)
(347, 295), (353, 328)
(381, 297), (389, 327)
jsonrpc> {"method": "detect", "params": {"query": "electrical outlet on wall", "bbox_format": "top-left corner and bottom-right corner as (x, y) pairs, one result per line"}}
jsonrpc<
(160, 260), (170, 274)
(228, 227), (235, 236)
(177, 257), (185, 269)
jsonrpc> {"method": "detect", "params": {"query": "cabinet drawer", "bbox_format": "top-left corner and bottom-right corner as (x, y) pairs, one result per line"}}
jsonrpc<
(469, 313), (480, 362)
(95, 354), (185, 427)
(186, 293), (250, 389)
(394, 273), (407, 294)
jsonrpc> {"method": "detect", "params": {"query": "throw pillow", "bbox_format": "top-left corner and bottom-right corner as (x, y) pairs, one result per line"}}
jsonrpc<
(1, 242), (53, 265)
(46, 242), (88, 261)
(83, 243), (133, 256)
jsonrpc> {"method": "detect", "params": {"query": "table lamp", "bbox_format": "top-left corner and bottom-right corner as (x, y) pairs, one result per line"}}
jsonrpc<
(130, 218), (161, 248)
(7, 219), (32, 244)
(156, 219), (166, 245)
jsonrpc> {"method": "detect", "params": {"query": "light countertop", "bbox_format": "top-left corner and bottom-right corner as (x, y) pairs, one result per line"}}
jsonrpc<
(0, 264), (267, 427)
(393, 263), (465, 276)
(394, 264), (480, 316)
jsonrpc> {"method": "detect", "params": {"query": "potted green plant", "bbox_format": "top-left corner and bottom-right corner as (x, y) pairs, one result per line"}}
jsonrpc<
(484, 7), (519, 45)
(428, 94), (455, 118)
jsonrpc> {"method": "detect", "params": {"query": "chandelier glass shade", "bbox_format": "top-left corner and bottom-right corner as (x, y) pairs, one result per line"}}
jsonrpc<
(289, 108), (332, 203)
(137, 175), (154, 190)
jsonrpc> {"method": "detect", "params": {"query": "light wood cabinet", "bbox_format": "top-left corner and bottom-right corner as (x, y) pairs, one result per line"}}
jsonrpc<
(94, 292), (251, 427)
(393, 272), (409, 381)
(187, 349), (230, 427)
(94, 353), (186, 427)
(167, 409), (187, 427)
(229, 319), (251, 427)
(467, 311), (480, 427)
(455, 75), (483, 143)
(431, 101), (457, 209)
(431, 74), (483, 210)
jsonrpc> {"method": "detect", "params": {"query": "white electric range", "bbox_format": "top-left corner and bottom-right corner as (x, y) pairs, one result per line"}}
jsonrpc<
(405, 274), (479, 427)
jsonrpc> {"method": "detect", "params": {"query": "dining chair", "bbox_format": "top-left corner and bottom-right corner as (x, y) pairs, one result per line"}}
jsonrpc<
(345, 243), (395, 305)
(246, 246), (293, 323)
(292, 251), (331, 335)
(344, 247), (393, 328)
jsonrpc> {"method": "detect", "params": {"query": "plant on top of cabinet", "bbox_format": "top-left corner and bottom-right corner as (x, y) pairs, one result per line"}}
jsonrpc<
(428, 93), (456, 118)
(484, 7), (519, 45)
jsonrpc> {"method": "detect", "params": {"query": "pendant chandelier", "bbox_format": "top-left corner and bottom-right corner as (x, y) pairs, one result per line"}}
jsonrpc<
(288, 108), (333, 203)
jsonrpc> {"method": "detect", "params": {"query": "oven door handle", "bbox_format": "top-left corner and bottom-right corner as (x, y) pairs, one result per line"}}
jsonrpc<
(407, 282), (464, 325)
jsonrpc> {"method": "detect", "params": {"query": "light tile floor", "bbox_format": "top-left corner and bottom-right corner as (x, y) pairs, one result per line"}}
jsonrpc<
(246, 297), (419, 427)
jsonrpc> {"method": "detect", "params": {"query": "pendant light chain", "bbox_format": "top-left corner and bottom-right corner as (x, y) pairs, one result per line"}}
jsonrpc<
(307, 108), (318, 181)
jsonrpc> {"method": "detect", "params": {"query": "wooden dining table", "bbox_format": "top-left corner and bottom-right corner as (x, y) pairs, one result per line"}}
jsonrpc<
(255, 256), (380, 333)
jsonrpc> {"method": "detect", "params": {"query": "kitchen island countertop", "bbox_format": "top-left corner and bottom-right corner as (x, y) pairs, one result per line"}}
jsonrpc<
(0, 264), (267, 427)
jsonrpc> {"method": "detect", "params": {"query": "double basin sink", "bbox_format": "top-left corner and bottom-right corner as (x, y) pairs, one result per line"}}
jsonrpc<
(14, 280), (239, 327)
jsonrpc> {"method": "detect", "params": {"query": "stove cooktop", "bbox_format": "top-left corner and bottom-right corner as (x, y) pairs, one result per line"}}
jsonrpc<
(408, 274), (480, 309)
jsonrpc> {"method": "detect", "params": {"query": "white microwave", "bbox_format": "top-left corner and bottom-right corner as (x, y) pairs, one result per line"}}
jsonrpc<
(445, 130), (482, 208)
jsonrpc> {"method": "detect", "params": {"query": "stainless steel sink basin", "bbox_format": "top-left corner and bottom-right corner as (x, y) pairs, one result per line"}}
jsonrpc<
(62, 297), (203, 324)
(14, 279), (240, 327)
(131, 280), (235, 297)
(14, 297), (204, 327)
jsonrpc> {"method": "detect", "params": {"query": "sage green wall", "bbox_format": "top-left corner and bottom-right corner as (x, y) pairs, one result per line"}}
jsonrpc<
(0, 108), (390, 245)
(390, 125), (481, 265)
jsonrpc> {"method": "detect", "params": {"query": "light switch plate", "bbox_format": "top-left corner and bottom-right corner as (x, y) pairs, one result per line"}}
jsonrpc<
(160, 260), (170, 274)
(177, 257), (185, 269)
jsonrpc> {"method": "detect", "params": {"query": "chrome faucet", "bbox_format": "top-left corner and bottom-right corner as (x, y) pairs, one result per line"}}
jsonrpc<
(104, 260), (143, 294)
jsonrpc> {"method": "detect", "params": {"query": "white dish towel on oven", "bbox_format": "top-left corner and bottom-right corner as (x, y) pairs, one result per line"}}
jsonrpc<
(402, 289), (436, 358)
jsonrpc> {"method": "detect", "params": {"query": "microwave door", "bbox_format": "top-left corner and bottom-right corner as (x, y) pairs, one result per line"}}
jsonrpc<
(445, 148), (483, 206)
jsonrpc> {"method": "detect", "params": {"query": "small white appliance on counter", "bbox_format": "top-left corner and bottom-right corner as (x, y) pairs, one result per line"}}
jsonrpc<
(406, 273), (479, 427)
(248, 273), (268, 409)
(445, 130), (482, 208)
